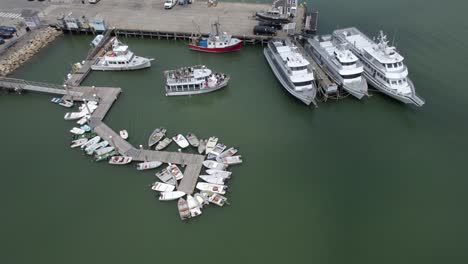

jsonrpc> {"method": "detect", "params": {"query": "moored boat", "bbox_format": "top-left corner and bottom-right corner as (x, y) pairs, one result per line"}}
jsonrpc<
(136, 161), (162, 170)
(94, 146), (114, 156)
(207, 143), (226, 160)
(219, 155), (243, 165)
(95, 150), (116, 162)
(59, 99), (74, 108)
(108, 156), (133, 165)
(201, 191), (228, 207)
(205, 136), (218, 154)
(119, 130), (128, 139)
(164, 65), (229, 96)
(80, 124), (91, 132)
(76, 115), (90, 126)
(206, 169), (231, 177)
(177, 198), (191, 220)
(70, 127), (85, 135)
(72, 132), (96, 140)
(217, 147), (238, 159)
(85, 140), (109, 155)
(186, 132), (199, 147)
(200, 175), (228, 185)
(148, 127), (166, 147)
(203, 160), (227, 170)
(151, 182), (175, 192)
(81, 136), (101, 149)
(198, 139), (207, 154)
(65, 112), (87, 120)
(172, 134), (189, 148)
(187, 195), (202, 218)
(159, 191), (185, 201)
(188, 21), (242, 53)
(167, 164), (184, 180)
(196, 182), (227, 195)
(155, 169), (177, 185)
(194, 193), (209, 208)
(155, 137), (172, 151)
(70, 138), (88, 148)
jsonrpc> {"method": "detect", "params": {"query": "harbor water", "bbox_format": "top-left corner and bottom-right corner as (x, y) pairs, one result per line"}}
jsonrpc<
(1, 0), (467, 263)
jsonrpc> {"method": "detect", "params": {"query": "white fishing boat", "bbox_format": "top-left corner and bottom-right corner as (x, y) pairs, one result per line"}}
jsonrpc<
(206, 169), (232, 177)
(198, 139), (207, 154)
(64, 111), (87, 120)
(196, 182), (227, 195)
(70, 127), (85, 135)
(167, 164), (184, 180)
(187, 195), (202, 218)
(201, 191), (228, 207)
(59, 99), (74, 108)
(159, 191), (185, 201)
(155, 169), (177, 185)
(155, 137), (172, 151)
(151, 181), (175, 192)
(186, 132), (200, 147)
(200, 175), (228, 185)
(119, 130), (129, 139)
(94, 146), (114, 156)
(91, 38), (154, 71)
(85, 140), (109, 155)
(136, 161), (162, 170)
(76, 115), (90, 125)
(205, 136), (218, 154)
(148, 127), (166, 147)
(217, 147), (239, 159)
(202, 160), (227, 170)
(178, 198), (191, 220)
(207, 143), (226, 160)
(70, 138), (88, 148)
(173, 134), (189, 148)
(108, 156), (133, 165)
(81, 136), (101, 149)
(219, 155), (243, 165)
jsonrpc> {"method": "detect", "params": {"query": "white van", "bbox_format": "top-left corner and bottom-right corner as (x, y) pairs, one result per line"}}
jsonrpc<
(164, 0), (178, 9)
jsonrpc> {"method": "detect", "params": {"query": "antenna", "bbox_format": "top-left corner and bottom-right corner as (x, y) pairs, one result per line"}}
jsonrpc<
(391, 28), (397, 47)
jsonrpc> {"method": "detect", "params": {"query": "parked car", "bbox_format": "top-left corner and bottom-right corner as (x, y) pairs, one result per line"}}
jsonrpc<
(0, 30), (14, 39)
(164, 0), (178, 9)
(253, 25), (277, 36)
(88, 0), (101, 3)
(0, 37), (5, 45)
(0, 26), (17, 33)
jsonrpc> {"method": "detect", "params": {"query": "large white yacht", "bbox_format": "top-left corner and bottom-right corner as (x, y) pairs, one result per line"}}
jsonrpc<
(305, 35), (368, 99)
(264, 39), (317, 106)
(333, 27), (424, 106)
(91, 38), (154, 71)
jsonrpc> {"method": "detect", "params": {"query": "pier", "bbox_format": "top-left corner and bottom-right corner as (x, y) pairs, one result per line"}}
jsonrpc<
(0, 77), (205, 194)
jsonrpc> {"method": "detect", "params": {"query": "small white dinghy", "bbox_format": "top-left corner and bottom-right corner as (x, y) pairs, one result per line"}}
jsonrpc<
(94, 146), (114, 156)
(201, 191), (228, 207)
(203, 160), (227, 170)
(172, 134), (189, 148)
(200, 175), (228, 185)
(194, 193), (209, 208)
(119, 130), (128, 139)
(108, 156), (133, 165)
(151, 182), (175, 192)
(85, 141), (109, 155)
(81, 136), (101, 149)
(70, 138), (88, 148)
(167, 164), (184, 180)
(156, 169), (177, 185)
(159, 191), (185, 201)
(64, 112), (87, 120)
(187, 195), (202, 218)
(198, 139), (207, 154)
(207, 143), (226, 160)
(196, 182), (227, 195)
(136, 161), (162, 170)
(59, 99), (74, 108)
(70, 127), (85, 135)
(155, 137), (172, 151)
(217, 147), (239, 159)
(205, 136), (218, 154)
(206, 169), (232, 177)
(219, 155), (243, 165)
(76, 115), (90, 125)
(186, 132), (200, 147)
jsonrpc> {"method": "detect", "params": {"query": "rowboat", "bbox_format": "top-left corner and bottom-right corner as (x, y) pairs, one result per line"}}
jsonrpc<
(217, 147), (238, 159)
(72, 132), (96, 140)
(119, 130), (128, 139)
(80, 124), (91, 132)
(64, 111), (86, 120)
(202, 160), (227, 170)
(85, 140), (109, 155)
(70, 127), (85, 135)
(81, 136), (101, 149)
(201, 191), (228, 207)
(59, 99), (74, 108)
(95, 150), (116, 162)
(155, 169), (177, 185)
(76, 115), (90, 126)
(207, 143), (226, 160)
(196, 182), (227, 195)
(205, 136), (218, 154)
(108, 156), (133, 165)
(172, 134), (189, 148)
(219, 155), (243, 165)
(94, 146), (114, 156)
(136, 161), (162, 170)
(155, 137), (172, 150)
(151, 182), (175, 192)
(70, 138), (88, 148)
(167, 164), (183, 180)
(148, 127), (166, 147)
(178, 198), (191, 220)
(200, 175), (228, 185)
(187, 195), (202, 218)
(159, 191), (185, 201)
(206, 169), (231, 177)
(186, 132), (200, 147)
(198, 139), (207, 154)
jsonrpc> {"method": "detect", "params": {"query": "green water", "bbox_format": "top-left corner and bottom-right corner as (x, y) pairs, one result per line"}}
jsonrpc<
(1, 0), (468, 263)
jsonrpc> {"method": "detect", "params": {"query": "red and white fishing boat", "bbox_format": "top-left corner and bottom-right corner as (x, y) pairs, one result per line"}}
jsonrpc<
(188, 21), (242, 53)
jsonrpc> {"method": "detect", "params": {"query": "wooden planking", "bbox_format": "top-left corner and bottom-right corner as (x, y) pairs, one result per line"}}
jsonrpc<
(178, 161), (204, 195)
